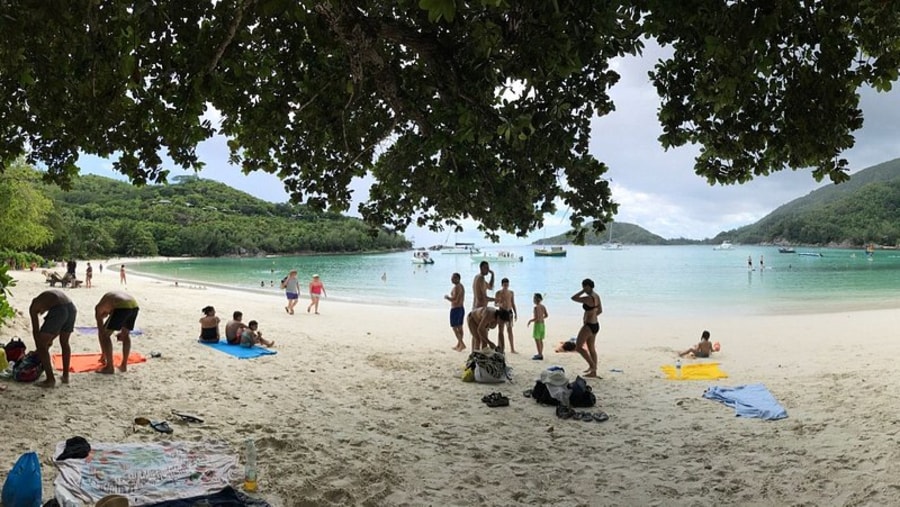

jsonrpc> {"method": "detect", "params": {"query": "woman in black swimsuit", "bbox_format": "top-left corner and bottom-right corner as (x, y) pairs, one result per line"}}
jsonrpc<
(571, 278), (602, 377)
(199, 306), (221, 343)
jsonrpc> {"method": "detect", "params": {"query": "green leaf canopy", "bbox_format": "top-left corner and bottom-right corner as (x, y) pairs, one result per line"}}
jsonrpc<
(0, 1), (898, 242)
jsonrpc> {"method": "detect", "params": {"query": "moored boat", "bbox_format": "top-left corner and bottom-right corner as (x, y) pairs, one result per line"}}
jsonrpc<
(534, 246), (567, 257)
(471, 251), (523, 263)
(439, 242), (481, 255)
(713, 241), (734, 250)
(778, 247), (796, 254)
(412, 251), (435, 264)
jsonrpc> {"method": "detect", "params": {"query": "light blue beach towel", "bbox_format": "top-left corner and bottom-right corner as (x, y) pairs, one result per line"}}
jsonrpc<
(200, 340), (277, 359)
(703, 384), (788, 420)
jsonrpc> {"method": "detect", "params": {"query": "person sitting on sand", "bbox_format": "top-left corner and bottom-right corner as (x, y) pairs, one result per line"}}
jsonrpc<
(95, 291), (140, 374)
(199, 306), (221, 343)
(240, 320), (275, 348)
(466, 306), (511, 351)
(679, 330), (714, 358)
(29, 289), (77, 387)
(225, 310), (247, 345)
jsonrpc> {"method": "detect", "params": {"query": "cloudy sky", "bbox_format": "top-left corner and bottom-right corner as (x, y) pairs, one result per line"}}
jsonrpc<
(80, 43), (900, 247)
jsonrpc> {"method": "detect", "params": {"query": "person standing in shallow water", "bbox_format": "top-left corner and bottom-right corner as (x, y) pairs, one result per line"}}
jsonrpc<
(571, 278), (602, 378)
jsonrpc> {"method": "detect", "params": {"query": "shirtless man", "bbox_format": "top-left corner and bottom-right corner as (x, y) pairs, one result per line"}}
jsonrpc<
(29, 289), (77, 387)
(225, 310), (247, 345)
(466, 306), (511, 351)
(444, 273), (466, 351)
(471, 261), (494, 310)
(494, 277), (518, 353)
(95, 291), (140, 374)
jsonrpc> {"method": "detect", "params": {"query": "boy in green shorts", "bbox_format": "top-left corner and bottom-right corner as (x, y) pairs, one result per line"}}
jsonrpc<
(527, 293), (548, 360)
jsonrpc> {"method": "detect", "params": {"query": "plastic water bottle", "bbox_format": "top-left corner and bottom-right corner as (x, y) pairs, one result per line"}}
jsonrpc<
(675, 358), (682, 378)
(243, 438), (258, 492)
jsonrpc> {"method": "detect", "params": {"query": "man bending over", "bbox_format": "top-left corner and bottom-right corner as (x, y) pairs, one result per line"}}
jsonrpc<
(95, 291), (140, 374)
(29, 289), (77, 388)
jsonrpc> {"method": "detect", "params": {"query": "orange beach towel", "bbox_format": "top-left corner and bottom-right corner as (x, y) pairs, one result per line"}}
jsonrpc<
(51, 352), (147, 373)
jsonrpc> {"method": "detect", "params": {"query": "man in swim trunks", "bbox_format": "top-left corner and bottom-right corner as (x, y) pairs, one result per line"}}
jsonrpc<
(225, 310), (247, 345)
(95, 291), (140, 374)
(444, 273), (466, 351)
(494, 277), (518, 353)
(471, 261), (494, 310)
(466, 306), (510, 351)
(29, 289), (77, 388)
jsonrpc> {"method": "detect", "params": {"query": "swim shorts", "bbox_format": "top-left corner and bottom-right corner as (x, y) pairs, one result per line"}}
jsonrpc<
(285, 292), (299, 300)
(40, 302), (77, 335)
(449, 307), (464, 328)
(532, 322), (545, 341)
(107, 307), (140, 331)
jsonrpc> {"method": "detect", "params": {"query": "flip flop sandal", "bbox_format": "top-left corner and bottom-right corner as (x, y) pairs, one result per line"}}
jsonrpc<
(134, 417), (174, 434)
(580, 412), (594, 422)
(171, 410), (204, 423)
(486, 396), (509, 408)
(555, 406), (574, 419)
(482, 392), (503, 403)
(592, 411), (610, 423)
(522, 389), (533, 398)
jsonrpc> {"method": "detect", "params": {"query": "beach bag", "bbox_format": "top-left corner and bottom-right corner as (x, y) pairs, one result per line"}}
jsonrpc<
(531, 380), (559, 406)
(5, 338), (26, 362)
(1, 451), (42, 507)
(13, 352), (41, 383)
(280, 276), (288, 289)
(569, 376), (596, 408)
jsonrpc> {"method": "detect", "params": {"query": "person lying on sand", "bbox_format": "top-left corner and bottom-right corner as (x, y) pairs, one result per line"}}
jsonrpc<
(240, 321), (274, 348)
(679, 330), (714, 358)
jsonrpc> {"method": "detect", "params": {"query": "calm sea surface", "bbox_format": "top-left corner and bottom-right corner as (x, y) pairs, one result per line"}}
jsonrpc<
(132, 245), (900, 318)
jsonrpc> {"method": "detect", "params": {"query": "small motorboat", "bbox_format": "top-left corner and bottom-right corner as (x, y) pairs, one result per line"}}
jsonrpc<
(471, 251), (524, 263)
(534, 246), (567, 257)
(713, 241), (734, 250)
(798, 252), (823, 257)
(778, 247), (796, 254)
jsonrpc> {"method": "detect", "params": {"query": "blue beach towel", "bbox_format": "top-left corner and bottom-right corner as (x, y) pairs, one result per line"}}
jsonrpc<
(199, 340), (277, 359)
(76, 326), (143, 336)
(703, 384), (788, 420)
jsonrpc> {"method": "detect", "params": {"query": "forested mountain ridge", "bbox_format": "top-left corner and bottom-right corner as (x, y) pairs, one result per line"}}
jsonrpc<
(711, 158), (900, 246)
(38, 174), (411, 258)
(534, 222), (689, 245)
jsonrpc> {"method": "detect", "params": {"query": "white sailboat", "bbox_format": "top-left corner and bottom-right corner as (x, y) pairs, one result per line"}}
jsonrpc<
(601, 223), (623, 250)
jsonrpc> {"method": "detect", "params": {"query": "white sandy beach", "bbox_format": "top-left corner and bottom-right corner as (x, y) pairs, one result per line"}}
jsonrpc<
(1, 262), (899, 506)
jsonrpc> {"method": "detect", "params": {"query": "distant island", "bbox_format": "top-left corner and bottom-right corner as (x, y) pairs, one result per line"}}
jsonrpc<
(536, 157), (900, 248)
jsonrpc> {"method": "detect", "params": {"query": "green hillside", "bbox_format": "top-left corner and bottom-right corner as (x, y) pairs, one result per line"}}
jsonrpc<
(711, 158), (900, 246)
(37, 173), (411, 258)
(534, 222), (688, 245)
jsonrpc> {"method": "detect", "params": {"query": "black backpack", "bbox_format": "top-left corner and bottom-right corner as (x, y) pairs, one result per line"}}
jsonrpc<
(531, 380), (560, 406)
(569, 376), (596, 408)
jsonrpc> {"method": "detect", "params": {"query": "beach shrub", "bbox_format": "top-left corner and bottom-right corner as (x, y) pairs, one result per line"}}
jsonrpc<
(0, 263), (17, 328)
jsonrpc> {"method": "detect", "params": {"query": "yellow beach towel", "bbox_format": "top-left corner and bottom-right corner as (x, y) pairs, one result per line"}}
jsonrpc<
(661, 362), (728, 380)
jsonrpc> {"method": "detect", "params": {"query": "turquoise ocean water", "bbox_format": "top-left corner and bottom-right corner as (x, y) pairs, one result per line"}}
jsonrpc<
(132, 245), (900, 318)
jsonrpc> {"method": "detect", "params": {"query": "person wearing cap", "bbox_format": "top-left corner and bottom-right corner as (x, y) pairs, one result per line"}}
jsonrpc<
(466, 306), (511, 351)
(29, 289), (77, 387)
(571, 278), (602, 378)
(307, 274), (326, 314)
